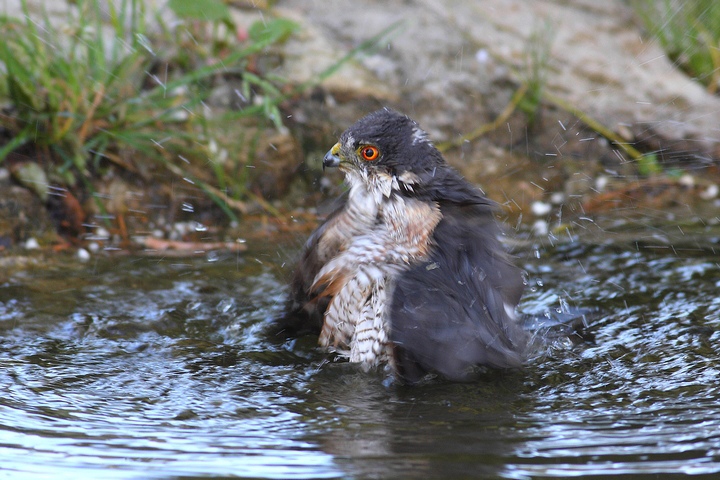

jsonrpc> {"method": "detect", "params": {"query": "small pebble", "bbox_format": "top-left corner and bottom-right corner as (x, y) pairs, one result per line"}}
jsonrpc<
(700, 184), (718, 200)
(24, 238), (40, 250)
(475, 49), (489, 64)
(550, 192), (565, 204)
(679, 174), (694, 187)
(531, 201), (552, 216)
(595, 175), (609, 192)
(77, 248), (91, 262)
(532, 220), (549, 236)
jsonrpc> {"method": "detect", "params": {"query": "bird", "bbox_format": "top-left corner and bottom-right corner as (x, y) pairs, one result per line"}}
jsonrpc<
(280, 108), (527, 383)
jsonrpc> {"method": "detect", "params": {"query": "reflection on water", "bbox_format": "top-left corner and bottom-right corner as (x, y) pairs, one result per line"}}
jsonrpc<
(0, 235), (719, 478)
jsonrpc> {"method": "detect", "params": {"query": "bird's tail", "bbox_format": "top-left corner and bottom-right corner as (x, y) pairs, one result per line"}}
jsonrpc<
(520, 307), (602, 346)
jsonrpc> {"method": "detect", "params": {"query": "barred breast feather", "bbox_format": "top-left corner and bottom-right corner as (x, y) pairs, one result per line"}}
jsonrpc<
(311, 170), (441, 370)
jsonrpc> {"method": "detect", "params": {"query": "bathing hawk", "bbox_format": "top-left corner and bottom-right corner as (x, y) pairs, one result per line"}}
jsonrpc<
(281, 108), (527, 383)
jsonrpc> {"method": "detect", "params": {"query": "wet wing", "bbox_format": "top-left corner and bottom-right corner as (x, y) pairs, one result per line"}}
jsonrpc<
(276, 194), (349, 337)
(390, 202), (527, 383)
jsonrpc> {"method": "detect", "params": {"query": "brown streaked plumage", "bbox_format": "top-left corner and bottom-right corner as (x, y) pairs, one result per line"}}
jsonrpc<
(280, 108), (527, 383)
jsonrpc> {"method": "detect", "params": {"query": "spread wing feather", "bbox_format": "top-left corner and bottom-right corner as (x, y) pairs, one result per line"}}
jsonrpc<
(276, 194), (349, 337)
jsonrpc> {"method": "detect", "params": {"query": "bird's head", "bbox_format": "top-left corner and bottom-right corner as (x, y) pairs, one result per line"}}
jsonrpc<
(323, 108), (443, 182)
(322, 109), (491, 208)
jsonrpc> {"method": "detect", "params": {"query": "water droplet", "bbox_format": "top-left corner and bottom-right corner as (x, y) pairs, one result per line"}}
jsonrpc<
(234, 89), (247, 102)
(216, 298), (235, 313)
(135, 33), (155, 55)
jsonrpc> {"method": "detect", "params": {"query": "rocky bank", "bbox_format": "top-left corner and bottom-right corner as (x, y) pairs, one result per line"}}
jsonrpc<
(1, 0), (719, 254)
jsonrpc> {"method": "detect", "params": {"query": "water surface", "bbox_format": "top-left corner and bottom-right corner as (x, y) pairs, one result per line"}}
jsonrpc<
(1, 230), (719, 478)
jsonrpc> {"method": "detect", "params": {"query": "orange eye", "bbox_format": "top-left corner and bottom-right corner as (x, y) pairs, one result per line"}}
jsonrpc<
(360, 146), (380, 161)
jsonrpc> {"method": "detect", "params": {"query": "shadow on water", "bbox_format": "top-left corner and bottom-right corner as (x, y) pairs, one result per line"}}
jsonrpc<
(1, 230), (719, 478)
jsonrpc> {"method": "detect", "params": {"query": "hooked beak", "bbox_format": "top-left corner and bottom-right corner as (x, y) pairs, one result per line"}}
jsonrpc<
(322, 142), (342, 170)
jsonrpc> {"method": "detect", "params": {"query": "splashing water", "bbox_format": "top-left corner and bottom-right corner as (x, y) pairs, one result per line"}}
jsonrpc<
(0, 233), (719, 478)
